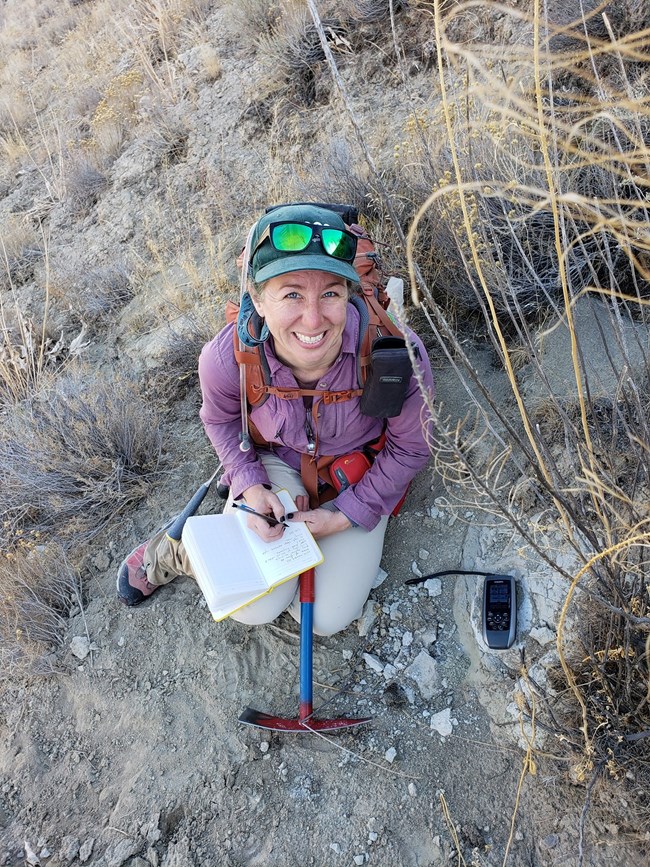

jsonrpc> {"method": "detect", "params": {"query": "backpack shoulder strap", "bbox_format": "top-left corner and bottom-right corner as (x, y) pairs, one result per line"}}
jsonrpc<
(226, 300), (271, 409)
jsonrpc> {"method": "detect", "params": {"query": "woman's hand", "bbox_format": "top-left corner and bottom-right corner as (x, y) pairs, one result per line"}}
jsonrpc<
(240, 485), (287, 542)
(287, 506), (351, 539)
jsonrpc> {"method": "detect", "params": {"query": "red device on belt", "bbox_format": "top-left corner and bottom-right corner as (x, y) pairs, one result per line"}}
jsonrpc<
(329, 437), (408, 516)
(330, 452), (372, 492)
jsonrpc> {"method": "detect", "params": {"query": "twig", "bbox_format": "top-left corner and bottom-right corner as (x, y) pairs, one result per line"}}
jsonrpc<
(578, 759), (606, 867)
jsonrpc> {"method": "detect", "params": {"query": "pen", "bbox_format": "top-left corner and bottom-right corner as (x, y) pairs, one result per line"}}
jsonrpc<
(232, 502), (288, 528)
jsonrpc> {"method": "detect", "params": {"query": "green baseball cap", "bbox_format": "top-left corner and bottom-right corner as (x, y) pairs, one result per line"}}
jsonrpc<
(250, 203), (360, 285)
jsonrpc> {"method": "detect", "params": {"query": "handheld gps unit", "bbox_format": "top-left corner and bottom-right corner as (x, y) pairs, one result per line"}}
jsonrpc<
(482, 574), (517, 649)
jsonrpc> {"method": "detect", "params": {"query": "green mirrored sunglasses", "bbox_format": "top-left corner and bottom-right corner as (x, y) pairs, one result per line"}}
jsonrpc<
(253, 221), (358, 262)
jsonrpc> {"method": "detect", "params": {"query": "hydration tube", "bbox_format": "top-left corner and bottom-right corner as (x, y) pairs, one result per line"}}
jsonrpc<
(238, 222), (257, 452)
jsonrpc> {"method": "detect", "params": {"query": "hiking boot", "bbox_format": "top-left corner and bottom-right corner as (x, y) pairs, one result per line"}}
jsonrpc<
(117, 540), (159, 606)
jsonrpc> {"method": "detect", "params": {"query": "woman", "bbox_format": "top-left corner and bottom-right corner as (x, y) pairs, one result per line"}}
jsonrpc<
(117, 203), (434, 635)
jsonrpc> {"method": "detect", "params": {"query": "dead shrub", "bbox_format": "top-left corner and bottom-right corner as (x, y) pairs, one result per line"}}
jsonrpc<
(53, 263), (134, 327)
(254, 6), (348, 113)
(65, 154), (108, 210)
(0, 544), (80, 681)
(0, 365), (165, 550)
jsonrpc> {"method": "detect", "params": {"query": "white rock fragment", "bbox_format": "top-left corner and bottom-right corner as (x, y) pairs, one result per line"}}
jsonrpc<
(408, 782), (418, 797)
(70, 636), (91, 660)
(384, 747), (397, 763)
(430, 707), (455, 737)
(79, 838), (94, 862)
(382, 663), (397, 681)
(402, 631), (413, 647)
(363, 653), (384, 674)
(24, 842), (40, 866)
(353, 855), (365, 866)
(530, 625), (556, 646)
(58, 837), (79, 863)
(342, 649), (353, 660)
(404, 650), (440, 699)
(372, 567), (388, 588)
(411, 561), (423, 578)
(357, 600), (378, 637)
(418, 548), (430, 560)
(259, 741), (269, 753)
(329, 842), (341, 854)
(424, 578), (442, 598)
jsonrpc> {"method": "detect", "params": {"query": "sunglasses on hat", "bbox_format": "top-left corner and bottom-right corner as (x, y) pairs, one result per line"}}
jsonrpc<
(253, 221), (358, 263)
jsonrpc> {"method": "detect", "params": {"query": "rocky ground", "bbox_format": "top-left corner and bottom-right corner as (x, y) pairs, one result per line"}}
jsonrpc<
(1, 2), (649, 866)
(1, 353), (647, 867)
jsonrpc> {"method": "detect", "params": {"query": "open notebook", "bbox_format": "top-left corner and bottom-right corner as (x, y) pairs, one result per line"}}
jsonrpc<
(182, 490), (323, 621)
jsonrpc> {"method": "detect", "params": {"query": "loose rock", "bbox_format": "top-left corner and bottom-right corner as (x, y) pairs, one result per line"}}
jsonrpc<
(430, 707), (455, 737)
(70, 636), (91, 660)
(404, 650), (440, 700)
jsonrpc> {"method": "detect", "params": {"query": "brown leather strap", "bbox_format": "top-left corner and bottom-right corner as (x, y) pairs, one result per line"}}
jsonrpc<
(300, 453), (337, 509)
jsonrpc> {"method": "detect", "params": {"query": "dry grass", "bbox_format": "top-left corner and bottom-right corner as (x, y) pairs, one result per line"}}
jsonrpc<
(0, 544), (81, 681)
(0, 364), (165, 550)
(361, 0), (650, 840)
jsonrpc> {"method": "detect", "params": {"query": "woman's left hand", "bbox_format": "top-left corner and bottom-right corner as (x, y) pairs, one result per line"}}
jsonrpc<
(287, 506), (351, 539)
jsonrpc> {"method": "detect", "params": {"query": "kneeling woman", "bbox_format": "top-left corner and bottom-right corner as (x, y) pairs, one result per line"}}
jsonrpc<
(118, 203), (435, 636)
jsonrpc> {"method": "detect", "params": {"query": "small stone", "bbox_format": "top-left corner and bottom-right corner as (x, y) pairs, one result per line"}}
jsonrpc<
(408, 782), (417, 797)
(363, 653), (384, 674)
(342, 649), (353, 660)
(404, 650), (440, 700)
(24, 842), (40, 866)
(430, 707), (454, 737)
(58, 835), (80, 864)
(353, 855), (365, 866)
(530, 626), (555, 646)
(357, 600), (378, 637)
(70, 636), (91, 660)
(541, 834), (559, 850)
(103, 837), (142, 867)
(92, 551), (110, 571)
(424, 578), (442, 597)
(384, 747), (397, 763)
(329, 842), (341, 854)
(368, 832), (378, 842)
(402, 631), (413, 647)
(79, 836), (94, 862)
(117, 637), (125, 647)
(372, 567), (388, 588)
(418, 548), (430, 560)
(259, 741), (270, 753)
(411, 561), (422, 578)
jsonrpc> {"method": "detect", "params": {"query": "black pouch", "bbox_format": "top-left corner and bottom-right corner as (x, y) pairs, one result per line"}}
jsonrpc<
(360, 336), (414, 418)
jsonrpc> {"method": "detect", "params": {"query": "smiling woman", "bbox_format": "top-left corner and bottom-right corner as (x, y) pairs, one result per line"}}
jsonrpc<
(250, 270), (349, 382)
(117, 203), (435, 637)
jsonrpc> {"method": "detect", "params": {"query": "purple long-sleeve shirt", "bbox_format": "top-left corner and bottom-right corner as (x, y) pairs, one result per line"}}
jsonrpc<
(198, 304), (435, 531)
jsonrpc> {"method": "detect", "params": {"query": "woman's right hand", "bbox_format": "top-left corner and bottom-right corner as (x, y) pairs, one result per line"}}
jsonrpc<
(240, 484), (286, 542)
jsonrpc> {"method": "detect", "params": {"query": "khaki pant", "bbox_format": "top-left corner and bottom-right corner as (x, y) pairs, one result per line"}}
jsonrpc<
(143, 453), (389, 636)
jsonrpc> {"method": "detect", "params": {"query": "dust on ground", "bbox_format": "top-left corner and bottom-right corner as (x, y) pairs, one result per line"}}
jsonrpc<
(1, 356), (645, 867)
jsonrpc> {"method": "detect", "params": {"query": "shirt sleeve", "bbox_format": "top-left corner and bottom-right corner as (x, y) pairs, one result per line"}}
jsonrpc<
(332, 330), (434, 532)
(198, 325), (271, 500)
